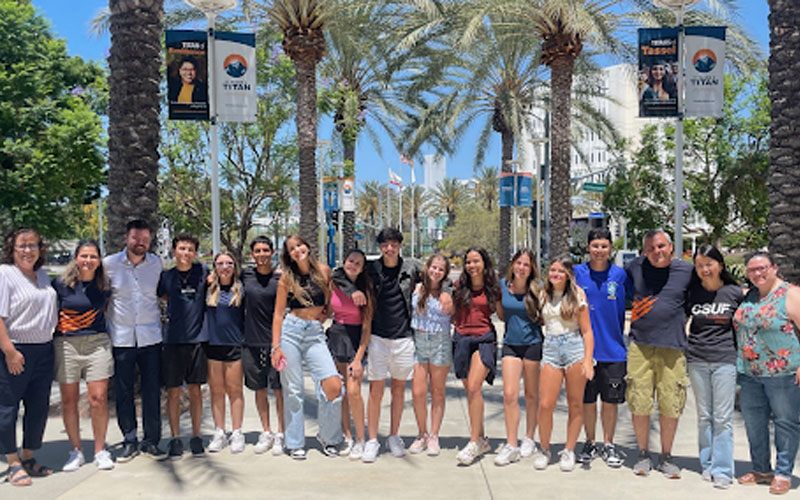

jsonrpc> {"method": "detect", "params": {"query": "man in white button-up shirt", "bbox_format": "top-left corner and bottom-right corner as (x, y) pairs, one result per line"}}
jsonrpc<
(104, 220), (165, 461)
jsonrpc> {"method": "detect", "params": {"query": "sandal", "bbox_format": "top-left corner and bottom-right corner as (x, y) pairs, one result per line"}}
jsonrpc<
(738, 471), (774, 485)
(770, 476), (791, 495)
(21, 458), (53, 477)
(7, 464), (32, 486)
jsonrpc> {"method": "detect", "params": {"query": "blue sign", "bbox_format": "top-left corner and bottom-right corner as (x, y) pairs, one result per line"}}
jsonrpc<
(499, 174), (515, 207)
(516, 174), (533, 206)
(323, 180), (338, 212)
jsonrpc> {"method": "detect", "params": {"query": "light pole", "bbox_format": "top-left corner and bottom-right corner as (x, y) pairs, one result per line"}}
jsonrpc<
(317, 140), (331, 259)
(529, 137), (549, 272)
(506, 159), (522, 252)
(332, 161), (345, 262)
(184, 0), (238, 256)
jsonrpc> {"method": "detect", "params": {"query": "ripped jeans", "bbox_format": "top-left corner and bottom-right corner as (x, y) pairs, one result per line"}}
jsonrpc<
(280, 314), (343, 450)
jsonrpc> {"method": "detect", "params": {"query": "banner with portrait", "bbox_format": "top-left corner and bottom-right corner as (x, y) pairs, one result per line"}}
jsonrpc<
(684, 26), (726, 118)
(166, 30), (209, 121)
(638, 28), (679, 117)
(214, 31), (257, 123)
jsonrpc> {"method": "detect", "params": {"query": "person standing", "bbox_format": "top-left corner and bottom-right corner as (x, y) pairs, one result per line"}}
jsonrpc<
(686, 245), (742, 489)
(241, 236), (285, 456)
(158, 234), (208, 459)
(575, 228), (627, 468)
(0, 228), (58, 486)
(104, 219), (165, 461)
(53, 240), (115, 471)
(626, 229), (693, 478)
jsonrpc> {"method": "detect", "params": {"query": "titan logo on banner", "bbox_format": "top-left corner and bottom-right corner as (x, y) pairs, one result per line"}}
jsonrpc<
(685, 26), (726, 118)
(214, 31), (257, 123)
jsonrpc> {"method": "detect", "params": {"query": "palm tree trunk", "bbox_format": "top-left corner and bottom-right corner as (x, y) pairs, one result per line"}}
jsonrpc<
(106, 0), (164, 252)
(767, 0), (800, 283)
(295, 57), (319, 252)
(342, 141), (356, 252)
(549, 55), (575, 259)
(498, 128), (514, 273)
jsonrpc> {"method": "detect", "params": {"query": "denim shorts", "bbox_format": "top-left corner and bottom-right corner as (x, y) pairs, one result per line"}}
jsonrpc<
(414, 330), (452, 366)
(542, 330), (584, 369)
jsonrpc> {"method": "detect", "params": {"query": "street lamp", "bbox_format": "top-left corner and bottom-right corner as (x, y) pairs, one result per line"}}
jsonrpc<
(331, 161), (345, 263)
(184, 0), (238, 255)
(529, 137), (549, 272)
(505, 159), (522, 253)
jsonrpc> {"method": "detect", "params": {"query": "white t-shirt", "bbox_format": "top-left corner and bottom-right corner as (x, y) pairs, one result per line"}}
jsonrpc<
(541, 289), (587, 336)
(0, 264), (57, 343)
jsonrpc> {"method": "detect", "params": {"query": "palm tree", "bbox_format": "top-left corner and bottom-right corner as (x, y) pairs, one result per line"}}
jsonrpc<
(432, 178), (465, 228)
(105, 0), (164, 251)
(356, 179), (381, 248)
(473, 165), (499, 211)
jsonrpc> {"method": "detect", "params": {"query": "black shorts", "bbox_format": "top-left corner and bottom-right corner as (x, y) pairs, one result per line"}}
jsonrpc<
(501, 342), (543, 362)
(162, 343), (207, 388)
(452, 330), (497, 385)
(583, 361), (627, 404)
(205, 344), (242, 363)
(242, 345), (282, 391)
(326, 322), (363, 363)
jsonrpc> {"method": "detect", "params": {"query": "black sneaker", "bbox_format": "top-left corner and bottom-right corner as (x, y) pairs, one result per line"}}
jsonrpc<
(601, 443), (624, 468)
(315, 434), (342, 457)
(577, 440), (598, 464)
(657, 452), (681, 479)
(189, 436), (205, 456)
(140, 441), (167, 460)
(167, 438), (183, 460)
(117, 441), (139, 463)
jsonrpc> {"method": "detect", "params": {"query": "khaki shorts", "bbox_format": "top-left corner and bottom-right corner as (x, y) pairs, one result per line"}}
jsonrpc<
(625, 341), (688, 418)
(54, 333), (114, 384)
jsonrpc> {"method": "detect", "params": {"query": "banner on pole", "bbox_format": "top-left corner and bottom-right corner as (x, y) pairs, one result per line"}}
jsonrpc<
(340, 177), (355, 212)
(323, 177), (339, 212)
(516, 173), (533, 206)
(499, 173), (515, 207)
(638, 28), (679, 117)
(214, 31), (257, 123)
(684, 26), (726, 118)
(166, 30), (209, 121)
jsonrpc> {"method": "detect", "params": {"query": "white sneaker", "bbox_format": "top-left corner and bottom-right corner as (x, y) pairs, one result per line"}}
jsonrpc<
(230, 429), (245, 454)
(456, 441), (481, 465)
(362, 439), (380, 463)
(533, 448), (551, 470)
(208, 428), (228, 453)
(349, 440), (365, 461)
(494, 444), (521, 466)
(559, 448), (576, 472)
(93, 449), (114, 471)
(478, 436), (491, 455)
(63, 448), (85, 472)
(254, 431), (274, 454)
(339, 438), (354, 457)
(520, 437), (537, 458)
(387, 435), (406, 457)
(271, 433), (285, 456)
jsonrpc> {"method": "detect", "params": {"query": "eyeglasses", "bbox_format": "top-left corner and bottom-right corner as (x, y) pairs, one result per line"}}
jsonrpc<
(215, 261), (235, 268)
(15, 244), (38, 251)
(746, 265), (773, 276)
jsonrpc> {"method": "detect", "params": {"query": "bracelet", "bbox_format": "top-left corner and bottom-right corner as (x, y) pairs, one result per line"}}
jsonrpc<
(270, 345), (280, 355)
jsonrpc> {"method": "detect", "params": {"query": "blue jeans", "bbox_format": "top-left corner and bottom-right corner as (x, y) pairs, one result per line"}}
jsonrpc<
(280, 314), (343, 450)
(113, 344), (162, 445)
(687, 362), (735, 480)
(738, 373), (800, 478)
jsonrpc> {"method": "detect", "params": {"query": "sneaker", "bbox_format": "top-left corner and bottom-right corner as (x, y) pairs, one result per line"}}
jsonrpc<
(456, 441), (481, 465)
(140, 441), (167, 460)
(657, 453), (681, 479)
(426, 435), (441, 456)
(362, 439), (380, 463)
(633, 450), (652, 476)
(271, 433), (285, 456)
(494, 444), (521, 466)
(208, 428), (228, 453)
(93, 449), (114, 471)
(601, 443), (624, 468)
(408, 434), (428, 454)
(63, 449), (85, 472)
(349, 440), (365, 461)
(117, 441), (139, 463)
(230, 430), (245, 454)
(713, 476), (732, 489)
(167, 438), (183, 460)
(532, 448), (551, 470)
(254, 431), (274, 454)
(339, 438), (354, 457)
(387, 435), (406, 457)
(559, 448), (576, 472)
(478, 436), (491, 455)
(702, 469), (713, 482)
(289, 448), (307, 460)
(316, 433), (342, 457)
(577, 440), (598, 464)
(189, 436), (205, 456)
(520, 437), (537, 458)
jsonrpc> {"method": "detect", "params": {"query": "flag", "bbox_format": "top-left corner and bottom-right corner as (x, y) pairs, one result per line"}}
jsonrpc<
(388, 168), (403, 187)
(399, 154), (414, 166)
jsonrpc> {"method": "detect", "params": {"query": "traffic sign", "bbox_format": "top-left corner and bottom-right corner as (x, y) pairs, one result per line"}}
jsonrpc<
(582, 182), (606, 193)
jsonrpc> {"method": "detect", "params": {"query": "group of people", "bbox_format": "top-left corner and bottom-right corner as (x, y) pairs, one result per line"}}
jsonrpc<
(2, 223), (799, 495)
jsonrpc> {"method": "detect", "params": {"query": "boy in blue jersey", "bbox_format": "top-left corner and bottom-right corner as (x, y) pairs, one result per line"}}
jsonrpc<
(574, 228), (628, 468)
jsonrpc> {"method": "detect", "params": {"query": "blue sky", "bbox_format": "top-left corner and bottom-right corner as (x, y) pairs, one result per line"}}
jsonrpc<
(32, 0), (770, 188)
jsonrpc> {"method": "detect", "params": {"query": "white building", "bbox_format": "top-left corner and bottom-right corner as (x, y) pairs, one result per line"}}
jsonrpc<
(423, 153), (446, 192)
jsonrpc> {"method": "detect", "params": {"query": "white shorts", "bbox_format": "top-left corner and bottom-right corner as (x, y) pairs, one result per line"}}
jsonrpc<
(367, 336), (414, 381)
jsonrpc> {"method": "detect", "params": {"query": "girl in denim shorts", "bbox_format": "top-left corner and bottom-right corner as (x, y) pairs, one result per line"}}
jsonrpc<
(408, 253), (452, 457)
(533, 255), (594, 472)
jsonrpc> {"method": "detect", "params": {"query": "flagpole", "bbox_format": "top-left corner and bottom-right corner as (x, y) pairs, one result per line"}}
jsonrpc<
(411, 165), (415, 259)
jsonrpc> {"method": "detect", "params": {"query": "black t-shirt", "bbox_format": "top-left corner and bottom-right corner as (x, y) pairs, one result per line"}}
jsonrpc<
(687, 282), (743, 364)
(626, 256), (694, 349)
(241, 267), (280, 347)
(158, 263), (208, 344)
(372, 264), (411, 339)
(206, 284), (245, 346)
(52, 277), (111, 337)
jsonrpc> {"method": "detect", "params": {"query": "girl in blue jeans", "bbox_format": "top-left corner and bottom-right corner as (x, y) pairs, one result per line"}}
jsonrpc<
(271, 235), (343, 460)
(686, 245), (743, 489)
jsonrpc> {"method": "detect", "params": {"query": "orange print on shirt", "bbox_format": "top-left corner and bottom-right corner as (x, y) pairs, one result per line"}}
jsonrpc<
(631, 296), (658, 322)
(58, 309), (99, 333)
